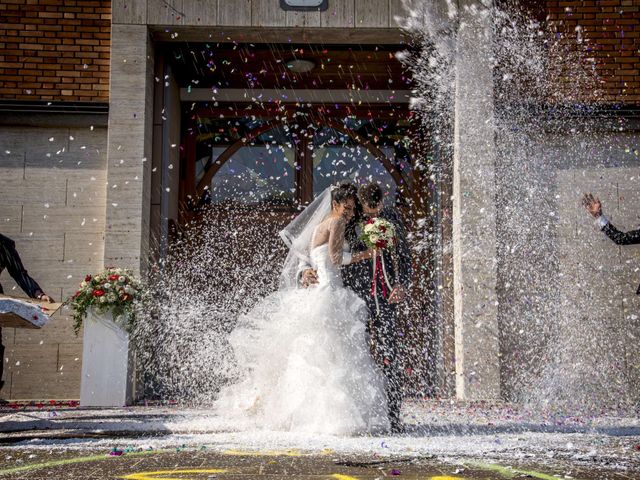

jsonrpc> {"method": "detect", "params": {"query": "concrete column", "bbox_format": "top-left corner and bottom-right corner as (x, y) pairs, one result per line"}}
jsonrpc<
(452, 0), (501, 400)
(104, 25), (154, 274)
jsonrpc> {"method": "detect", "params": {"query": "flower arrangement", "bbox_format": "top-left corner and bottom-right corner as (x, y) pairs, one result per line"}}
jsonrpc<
(66, 267), (145, 334)
(361, 217), (397, 250)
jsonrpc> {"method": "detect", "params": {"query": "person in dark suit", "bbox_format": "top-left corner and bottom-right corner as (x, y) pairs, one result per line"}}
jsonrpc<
(348, 183), (412, 432)
(583, 193), (640, 294)
(300, 182), (412, 432)
(0, 233), (54, 391)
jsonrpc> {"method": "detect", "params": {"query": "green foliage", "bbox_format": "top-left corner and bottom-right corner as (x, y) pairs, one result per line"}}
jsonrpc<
(64, 267), (146, 335)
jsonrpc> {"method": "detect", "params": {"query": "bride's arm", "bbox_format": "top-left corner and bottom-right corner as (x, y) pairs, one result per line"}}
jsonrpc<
(329, 217), (374, 265)
(328, 217), (349, 266)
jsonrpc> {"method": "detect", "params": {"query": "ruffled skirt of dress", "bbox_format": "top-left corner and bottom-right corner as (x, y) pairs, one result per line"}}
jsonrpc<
(214, 284), (390, 436)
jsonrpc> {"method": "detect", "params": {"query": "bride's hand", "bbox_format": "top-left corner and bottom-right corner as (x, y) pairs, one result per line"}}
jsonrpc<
(301, 268), (319, 287)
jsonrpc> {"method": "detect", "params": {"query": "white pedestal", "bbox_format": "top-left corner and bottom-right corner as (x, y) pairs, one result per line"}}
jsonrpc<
(80, 309), (134, 407)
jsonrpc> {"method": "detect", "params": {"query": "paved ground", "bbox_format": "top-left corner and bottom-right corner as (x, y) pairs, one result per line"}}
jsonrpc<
(0, 402), (638, 479)
(0, 445), (637, 479)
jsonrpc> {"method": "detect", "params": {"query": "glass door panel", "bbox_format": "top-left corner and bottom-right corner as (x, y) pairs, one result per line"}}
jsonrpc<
(209, 146), (295, 204)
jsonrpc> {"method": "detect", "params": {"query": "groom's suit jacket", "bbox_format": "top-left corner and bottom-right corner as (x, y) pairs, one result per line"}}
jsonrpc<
(598, 217), (640, 294)
(342, 206), (413, 305)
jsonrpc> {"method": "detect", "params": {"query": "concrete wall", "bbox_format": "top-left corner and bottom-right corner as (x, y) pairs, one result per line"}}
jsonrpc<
(113, 0), (405, 28)
(496, 120), (640, 408)
(0, 121), (107, 399)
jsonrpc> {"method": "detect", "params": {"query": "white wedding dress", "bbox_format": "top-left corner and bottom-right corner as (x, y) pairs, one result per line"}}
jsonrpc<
(215, 221), (390, 435)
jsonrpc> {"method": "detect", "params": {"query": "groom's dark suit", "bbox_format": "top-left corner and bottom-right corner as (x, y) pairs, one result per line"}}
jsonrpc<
(599, 218), (640, 294)
(343, 207), (412, 428)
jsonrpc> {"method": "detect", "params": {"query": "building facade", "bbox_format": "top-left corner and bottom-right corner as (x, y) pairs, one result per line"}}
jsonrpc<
(0, 0), (638, 404)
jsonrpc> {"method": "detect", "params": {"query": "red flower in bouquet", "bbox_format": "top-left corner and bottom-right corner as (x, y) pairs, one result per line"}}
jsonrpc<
(108, 274), (119, 281)
(361, 218), (396, 250)
(375, 239), (388, 249)
(84, 275), (92, 282)
(92, 289), (105, 297)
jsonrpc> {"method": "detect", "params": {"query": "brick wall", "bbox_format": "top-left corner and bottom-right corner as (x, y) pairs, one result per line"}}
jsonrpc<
(546, 0), (640, 104)
(0, 1), (637, 105)
(0, 0), (111, 102)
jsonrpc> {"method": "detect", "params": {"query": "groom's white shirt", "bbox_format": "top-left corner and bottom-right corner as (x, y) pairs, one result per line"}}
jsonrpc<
(595, 215), (609, 230)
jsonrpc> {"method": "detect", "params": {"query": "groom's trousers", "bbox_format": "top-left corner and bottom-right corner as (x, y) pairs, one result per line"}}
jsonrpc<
(366, 299), (403, 427)
(342, 254), (405, 427)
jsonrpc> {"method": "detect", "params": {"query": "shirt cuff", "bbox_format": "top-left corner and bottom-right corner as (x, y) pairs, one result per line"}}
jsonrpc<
(341, 251), (352, 265)
(595, 215), (609, 230)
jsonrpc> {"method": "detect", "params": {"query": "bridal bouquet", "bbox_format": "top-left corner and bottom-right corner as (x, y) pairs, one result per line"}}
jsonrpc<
(360, 218), (398, 314)
(361, 217), (396, 250)
(66, 267), (145, 334)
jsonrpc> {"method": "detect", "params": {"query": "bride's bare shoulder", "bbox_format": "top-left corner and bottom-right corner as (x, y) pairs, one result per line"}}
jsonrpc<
(324, 216), (347, 233)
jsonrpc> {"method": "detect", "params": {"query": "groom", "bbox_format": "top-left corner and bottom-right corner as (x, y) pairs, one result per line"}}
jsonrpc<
(302, 182), (413, 432)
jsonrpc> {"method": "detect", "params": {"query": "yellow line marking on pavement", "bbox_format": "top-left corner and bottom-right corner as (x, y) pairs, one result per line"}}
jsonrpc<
(223, 448), (304, 456)
(0, 450), (168, 477)
(466, 461), (581, 480)
(331, 475), (360, 480)
(122, 468), (228, 480)
(223, 448), (333, 457)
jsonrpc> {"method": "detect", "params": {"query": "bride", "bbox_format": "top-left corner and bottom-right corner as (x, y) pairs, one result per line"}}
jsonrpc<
(215, 184), (390, 435)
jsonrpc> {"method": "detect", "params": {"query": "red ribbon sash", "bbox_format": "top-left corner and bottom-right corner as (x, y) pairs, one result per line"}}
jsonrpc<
(371, 255), (388, 299)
